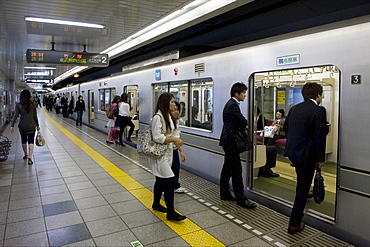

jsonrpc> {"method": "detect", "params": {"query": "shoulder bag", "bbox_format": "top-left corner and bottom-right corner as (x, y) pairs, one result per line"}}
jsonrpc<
(228, 128), (253, 154)
(106, 105), (114, 119)
(313, 165), (325, 204)
(137, 114), (168, 158)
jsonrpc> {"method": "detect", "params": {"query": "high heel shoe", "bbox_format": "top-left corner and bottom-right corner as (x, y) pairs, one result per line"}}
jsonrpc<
(28, 158), (33, 165)
(23, 155), (28, 159)
(106, 140), (114, 144)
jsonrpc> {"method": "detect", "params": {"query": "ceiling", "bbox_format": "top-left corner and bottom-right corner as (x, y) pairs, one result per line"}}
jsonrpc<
(0, 0), (235, 90)
(1, 0), (370, 92)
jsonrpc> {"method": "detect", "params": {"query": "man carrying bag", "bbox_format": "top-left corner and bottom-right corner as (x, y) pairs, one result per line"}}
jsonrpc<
(219, 82), (256, 209)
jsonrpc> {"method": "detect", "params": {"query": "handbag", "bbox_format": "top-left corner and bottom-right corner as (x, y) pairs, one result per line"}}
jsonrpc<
(313, 165), (325, 204)
(106, 107), (113, 119)
(35, 130), (45, 147)
(228, 128), (253, 154)
(137, 128), (168, 158)
(261, 125), (277, 138)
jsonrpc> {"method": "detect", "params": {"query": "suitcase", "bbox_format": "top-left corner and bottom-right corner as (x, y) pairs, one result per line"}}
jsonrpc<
(111, 127), (119, 141)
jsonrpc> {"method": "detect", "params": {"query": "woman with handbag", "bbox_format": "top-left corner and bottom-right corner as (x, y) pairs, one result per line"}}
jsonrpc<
(150, 92), (186, 221)
(106, 95), (120, 144)
(10, 89), (40, 165)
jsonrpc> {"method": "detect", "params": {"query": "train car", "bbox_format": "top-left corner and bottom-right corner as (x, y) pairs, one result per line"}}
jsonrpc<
(59, 15), (370, 245)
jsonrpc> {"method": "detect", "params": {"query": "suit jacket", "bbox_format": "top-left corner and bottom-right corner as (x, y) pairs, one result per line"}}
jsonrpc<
(219, 98), (248, 149)
(284, 99), (328, 163)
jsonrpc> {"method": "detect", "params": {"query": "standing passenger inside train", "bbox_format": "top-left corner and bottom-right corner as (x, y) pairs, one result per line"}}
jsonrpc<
(116, 93), (135, 146)
(74, 95), (86, 126)
(151, 92), (186, 221)
(219, 82), (257, 209)
(170, 101), (187, 193)
(10, 89), (40, 165)
(106, 95), (120, 144)
(284, 82), (328, 234)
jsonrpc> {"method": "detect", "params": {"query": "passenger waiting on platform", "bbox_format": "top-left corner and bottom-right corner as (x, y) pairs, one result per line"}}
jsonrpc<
(219, 82), (257, 209)
(74, 95), (85, 126)
(61, 94), (68, 117)
(170, 101), (187, 193)
(150, 92), (186, 221)
(10, 89), (40, 165)
(266, 109), (286, 146)
(106, 95), (120, 144)
(55, 94), (61, 114)
(115, 93), (134, 146)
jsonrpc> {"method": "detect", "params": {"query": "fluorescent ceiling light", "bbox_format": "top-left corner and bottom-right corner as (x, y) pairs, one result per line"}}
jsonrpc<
(54, 0), (238, 84)
(25, 17), (105, 29)
(24, 67), (56, 70)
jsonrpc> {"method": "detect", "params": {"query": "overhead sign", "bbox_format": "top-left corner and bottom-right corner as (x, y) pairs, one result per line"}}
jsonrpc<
(26, 49), (109, 67)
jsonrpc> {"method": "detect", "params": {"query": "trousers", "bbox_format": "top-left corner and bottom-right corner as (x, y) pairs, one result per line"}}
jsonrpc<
(220, 150), (246, 200)
(289, 158), (316, 227)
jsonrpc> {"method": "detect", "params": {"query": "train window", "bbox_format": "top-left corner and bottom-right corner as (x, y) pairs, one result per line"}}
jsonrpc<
(169, 82), (188, 126)
(251, 66), (340, 221)
(188, 79), (213, 131)
(98, 88), (116, 111)
(152, 83), (169, 113)
(124, 85), (139, 119)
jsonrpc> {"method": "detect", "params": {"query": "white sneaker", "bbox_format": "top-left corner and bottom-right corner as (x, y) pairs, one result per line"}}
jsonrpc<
(174, 187), (186, 193)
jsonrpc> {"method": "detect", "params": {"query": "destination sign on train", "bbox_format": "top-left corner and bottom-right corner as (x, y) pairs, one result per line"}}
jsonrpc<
(26, 49), (109, 67)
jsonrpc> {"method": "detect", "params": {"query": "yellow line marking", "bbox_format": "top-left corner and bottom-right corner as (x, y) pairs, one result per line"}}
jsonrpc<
(43, 109), (225, 247)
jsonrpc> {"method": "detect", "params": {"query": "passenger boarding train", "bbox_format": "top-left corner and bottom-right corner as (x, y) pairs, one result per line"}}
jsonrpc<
(56, 15), (370, 245)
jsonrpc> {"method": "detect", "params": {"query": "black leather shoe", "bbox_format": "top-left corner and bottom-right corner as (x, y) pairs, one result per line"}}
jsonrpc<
(237, 200), (257, 209)
(152, 204), (167, 213)
(167, 211), (186, 221)
(220, 194), (237, 201)
(288, 222), (305, 234)
(263, 169), (280, 177)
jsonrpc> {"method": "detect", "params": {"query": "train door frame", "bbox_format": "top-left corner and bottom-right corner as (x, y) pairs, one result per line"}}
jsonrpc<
(247, 65), (340, 223)
(88, 89), (95, 124)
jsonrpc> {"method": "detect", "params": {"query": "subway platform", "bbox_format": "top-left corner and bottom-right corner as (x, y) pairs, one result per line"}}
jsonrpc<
(0, 108), (351, 246)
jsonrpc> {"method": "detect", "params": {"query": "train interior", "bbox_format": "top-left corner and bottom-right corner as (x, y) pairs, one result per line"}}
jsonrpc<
(251, 65), (340, 221)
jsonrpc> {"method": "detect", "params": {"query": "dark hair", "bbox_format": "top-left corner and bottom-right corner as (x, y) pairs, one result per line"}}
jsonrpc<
(155, 92), (175, 131)
(120, 93), (128, 103)
(174, 101), (181, 112)
(277, 109), (285, 117)
(78, 95), (83, 101)
(191, 106), (199, 119)
(301, 82), (323, 100)
(112, 95), (120, 104)
(230, 82), (248, 97)
(20, 89), (32, 113)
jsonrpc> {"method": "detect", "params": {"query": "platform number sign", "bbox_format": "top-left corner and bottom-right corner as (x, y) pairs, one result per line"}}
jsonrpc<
(351, 75), (361, 84)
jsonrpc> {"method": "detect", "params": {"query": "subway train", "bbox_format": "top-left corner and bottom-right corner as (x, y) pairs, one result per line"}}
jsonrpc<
(55, 15), (370, 245)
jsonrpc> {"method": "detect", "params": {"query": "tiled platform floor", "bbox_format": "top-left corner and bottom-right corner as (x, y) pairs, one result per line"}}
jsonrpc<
(0, 109), (352, 246)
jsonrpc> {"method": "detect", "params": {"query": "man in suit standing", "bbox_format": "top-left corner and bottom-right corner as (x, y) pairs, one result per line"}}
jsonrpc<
(284, 82), (328, 234)
(219, 82), (257, 209)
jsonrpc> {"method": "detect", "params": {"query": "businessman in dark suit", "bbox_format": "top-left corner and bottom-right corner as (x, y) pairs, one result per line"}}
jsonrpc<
(284, 82), (328, 234)
(219, 82), (257, 209)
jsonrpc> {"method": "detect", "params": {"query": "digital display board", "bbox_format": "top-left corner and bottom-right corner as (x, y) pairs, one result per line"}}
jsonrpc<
(26, 49), (109, 67)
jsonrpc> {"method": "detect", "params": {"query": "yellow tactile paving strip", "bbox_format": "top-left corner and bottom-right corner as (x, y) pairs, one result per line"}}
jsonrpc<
(43, 109), (224, 247)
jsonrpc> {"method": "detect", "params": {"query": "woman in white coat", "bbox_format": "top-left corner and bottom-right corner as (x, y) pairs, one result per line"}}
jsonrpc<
(150, 92), (186, 221)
